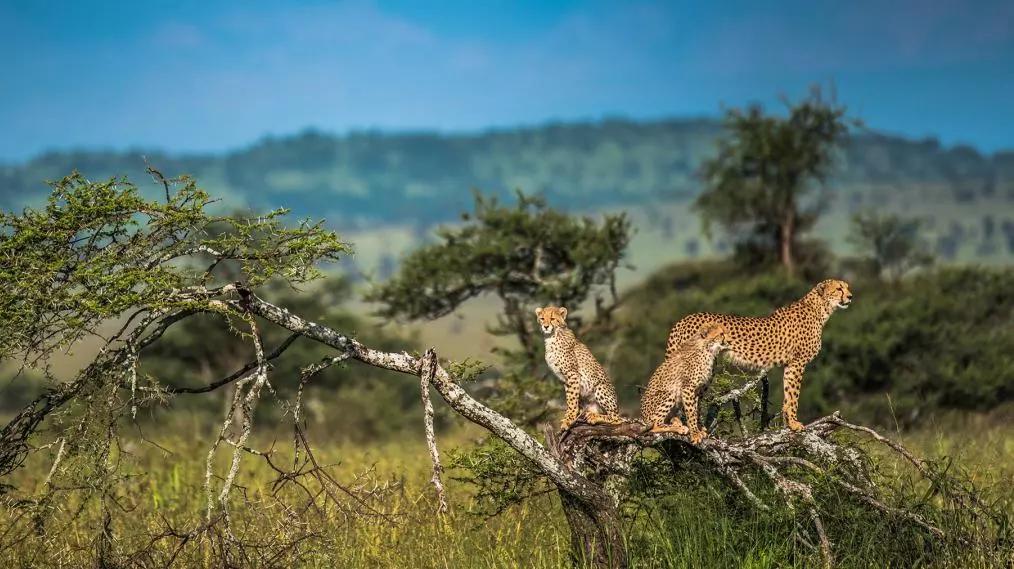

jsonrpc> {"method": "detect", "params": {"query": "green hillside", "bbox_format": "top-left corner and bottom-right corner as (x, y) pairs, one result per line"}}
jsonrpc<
(3, 119), (1013, 274)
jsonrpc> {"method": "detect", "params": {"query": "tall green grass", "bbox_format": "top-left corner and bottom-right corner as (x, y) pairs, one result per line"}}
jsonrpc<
(0, 412), (1010, 568)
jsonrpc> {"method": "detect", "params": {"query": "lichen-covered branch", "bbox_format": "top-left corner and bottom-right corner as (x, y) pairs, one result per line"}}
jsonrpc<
(418, 349), (448, 514)
(235, 289), (593, 495)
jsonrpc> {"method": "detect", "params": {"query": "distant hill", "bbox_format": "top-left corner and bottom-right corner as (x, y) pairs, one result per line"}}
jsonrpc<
(3, 119), (1013, 272)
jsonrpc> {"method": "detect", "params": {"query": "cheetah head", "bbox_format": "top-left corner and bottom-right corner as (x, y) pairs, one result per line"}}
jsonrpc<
(815, 278), (853, 310)
(699, 323), (731, 354)
(534, 306), (568, 335)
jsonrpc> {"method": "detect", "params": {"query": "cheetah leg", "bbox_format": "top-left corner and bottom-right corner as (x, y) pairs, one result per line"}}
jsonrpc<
(585, 411), (624, 425)
(586, 382), (624, 425)
(782, 362), (806, 432)
(560, 369), (582, 431)
(647, 392), (688, 435)
(682, 381), (707, 444)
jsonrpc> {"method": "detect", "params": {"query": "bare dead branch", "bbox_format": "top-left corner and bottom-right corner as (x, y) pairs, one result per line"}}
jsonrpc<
(418, 349), (448, 514)
(554, 409), (953, 566)
(809, 507), (833, 569)
(144, 163), (172, 203)
(40, 438), (65, 491)
(711, 375), (763, 406)
(215, 315), (270, 525)
(164, 332), (301, 394)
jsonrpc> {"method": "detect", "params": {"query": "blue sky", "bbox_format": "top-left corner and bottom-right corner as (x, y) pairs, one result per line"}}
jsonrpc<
(1, 0), (1012, 161)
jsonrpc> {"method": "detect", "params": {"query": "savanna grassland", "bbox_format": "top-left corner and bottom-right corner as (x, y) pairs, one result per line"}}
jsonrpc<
(0, 409), (1010, 568)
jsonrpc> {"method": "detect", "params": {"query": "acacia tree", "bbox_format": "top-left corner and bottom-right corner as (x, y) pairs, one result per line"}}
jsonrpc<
(0, 175), (1002, 568)
(367, 190), (632, 424)
(696, 88), (855, 275)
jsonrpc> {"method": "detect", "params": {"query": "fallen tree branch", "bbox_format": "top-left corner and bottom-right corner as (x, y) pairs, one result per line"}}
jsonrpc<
(234, 289), (593, 496)
(558, 410), (956, 565)
(809, 507), (833, 569)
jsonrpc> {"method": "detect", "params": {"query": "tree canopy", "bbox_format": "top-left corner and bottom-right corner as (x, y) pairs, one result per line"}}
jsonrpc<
(695, 88), (855, 274)
(0, 172), (347, 367)
(369, 189), (630, 369)
(369, 191), (630, 321)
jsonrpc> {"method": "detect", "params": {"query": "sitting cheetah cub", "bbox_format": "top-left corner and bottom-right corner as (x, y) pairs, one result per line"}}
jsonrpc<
(535, 306), (623, 431)
(641, 323), (729, 443)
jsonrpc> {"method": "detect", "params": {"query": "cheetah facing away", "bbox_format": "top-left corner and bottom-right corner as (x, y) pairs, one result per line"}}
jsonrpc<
(536, 306), (623, 430)
(666, 279), (853, 432)
(641, 323), (730, 443)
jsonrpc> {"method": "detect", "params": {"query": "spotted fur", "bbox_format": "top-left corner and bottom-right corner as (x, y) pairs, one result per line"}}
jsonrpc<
(536, 306), (622, 430)
(665, 279), (853, 431)
(641, 323), (729, 443)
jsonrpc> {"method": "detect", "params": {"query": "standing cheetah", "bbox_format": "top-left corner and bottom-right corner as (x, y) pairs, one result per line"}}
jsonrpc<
(666, 279), (853, 432)
(641, 323), (729, 443)
(536, 306), (623, 430)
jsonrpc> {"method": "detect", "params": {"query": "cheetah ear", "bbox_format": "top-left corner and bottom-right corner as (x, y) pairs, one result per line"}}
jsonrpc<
(559, 307), (568, 320)
(534, 307), (543, 317)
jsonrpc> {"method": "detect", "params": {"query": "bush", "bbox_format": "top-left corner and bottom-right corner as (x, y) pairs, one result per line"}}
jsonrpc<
(810, 266), (1013, 424)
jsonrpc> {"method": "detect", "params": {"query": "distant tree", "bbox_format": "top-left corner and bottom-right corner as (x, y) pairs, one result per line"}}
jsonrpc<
(848, 211), (934, 281)
(377, 253), (397, 280)
(367, 190), (631, 423)
(695, 88), (855, 275)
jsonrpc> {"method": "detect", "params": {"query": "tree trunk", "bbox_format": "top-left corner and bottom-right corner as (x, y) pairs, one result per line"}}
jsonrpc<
(559, 489), (627, 569)
(544, 427), (629, 568)
(780, 211), (796, 275)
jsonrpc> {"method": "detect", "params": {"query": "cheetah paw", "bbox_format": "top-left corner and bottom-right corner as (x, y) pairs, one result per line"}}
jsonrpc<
(649, 423), (689, 435)
(586, 413), (625, 425)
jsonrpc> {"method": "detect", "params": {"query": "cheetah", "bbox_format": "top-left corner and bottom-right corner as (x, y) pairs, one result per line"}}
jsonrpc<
(666, 279), (853, 432)
(641, 323), (730, 443)
(536, 306), (623, 431)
